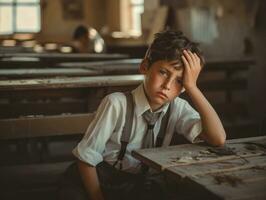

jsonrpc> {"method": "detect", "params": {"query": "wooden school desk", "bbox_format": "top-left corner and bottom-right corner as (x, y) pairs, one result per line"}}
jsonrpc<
(0, 68), (102, 79)
(132, 136), (266, 200)
(0, 75), (144, 118)
(0, 53), (129, 68)
(57, 59), (142, 75)
(0, 52), (129, 61)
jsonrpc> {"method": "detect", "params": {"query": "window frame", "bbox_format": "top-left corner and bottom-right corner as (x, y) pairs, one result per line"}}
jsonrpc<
(0, 0), (41, 35)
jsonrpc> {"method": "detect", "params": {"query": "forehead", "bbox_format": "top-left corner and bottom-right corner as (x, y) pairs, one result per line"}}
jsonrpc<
(152, 59), (183, 71)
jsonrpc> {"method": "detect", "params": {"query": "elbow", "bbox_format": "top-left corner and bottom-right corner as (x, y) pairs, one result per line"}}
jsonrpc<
(214, 138), (225, 147)
(214, 132), (226, 147)
(201, 128), (226, 147)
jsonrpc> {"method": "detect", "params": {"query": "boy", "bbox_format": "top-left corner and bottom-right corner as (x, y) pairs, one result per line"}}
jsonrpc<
(59, 30), (226, 200)
(72, 25), (90, 53)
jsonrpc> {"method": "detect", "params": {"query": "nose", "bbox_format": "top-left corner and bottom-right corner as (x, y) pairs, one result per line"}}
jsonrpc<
(162, 79), (171, 90)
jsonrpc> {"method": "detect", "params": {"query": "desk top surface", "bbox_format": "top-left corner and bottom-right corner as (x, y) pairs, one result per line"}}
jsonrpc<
(0, 68), (102, 78)
(0, 74), (144, 91)
(132, 136), (266, 200)
(0, 52), (128, 59)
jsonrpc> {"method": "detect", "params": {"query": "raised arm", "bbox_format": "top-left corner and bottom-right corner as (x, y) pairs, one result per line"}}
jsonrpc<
(182, 50), (226, 146)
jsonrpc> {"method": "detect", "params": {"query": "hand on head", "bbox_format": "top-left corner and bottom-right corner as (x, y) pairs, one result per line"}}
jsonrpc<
(181, 50), (202, 91)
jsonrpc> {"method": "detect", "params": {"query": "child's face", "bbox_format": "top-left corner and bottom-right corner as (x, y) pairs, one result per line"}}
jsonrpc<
(140, 59), (184, 111)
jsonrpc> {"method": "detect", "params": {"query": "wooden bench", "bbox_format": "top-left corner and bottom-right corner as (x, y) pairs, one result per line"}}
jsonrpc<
(0, 113), (93, 163)
(0, 113), (94, 199)
(0, 113), (93, 140)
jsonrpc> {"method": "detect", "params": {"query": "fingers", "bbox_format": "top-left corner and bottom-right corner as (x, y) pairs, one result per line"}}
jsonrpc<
(183, 50), (194, 68)
(193, 52), (201, 67)
(182, 50), (201, 70)
(181, 54), (189, 71)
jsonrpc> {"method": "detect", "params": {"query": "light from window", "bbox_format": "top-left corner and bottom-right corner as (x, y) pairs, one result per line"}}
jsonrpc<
(130, 0), (144, 36)
(0, 0), (40, 35)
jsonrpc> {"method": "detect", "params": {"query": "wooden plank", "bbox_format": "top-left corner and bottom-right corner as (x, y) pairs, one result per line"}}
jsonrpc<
(131, 136), (266, 171)
(165, 155), (266, 179)
(188, 166), (266, 200)
(0, 53), (129, 68)
(0, 52), (128, 60)
(226, 136), (266, 144)
(57, 59), (142, 68)
(0, 113), (93, 140)
(0, 101), (89, 119)
(0, 68), (102, 78)
(0, 75), (144, 91)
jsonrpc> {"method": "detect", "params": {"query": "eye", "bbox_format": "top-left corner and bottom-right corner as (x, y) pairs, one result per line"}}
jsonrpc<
(159, 69), (167, 76)
(176, 79), (183, 85)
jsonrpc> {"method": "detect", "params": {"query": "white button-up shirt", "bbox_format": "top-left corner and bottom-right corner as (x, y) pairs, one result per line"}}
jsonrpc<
(73, 84), (202, 173)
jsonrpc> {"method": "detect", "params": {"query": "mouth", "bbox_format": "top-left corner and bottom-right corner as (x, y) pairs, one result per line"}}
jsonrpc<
(156, 92), (168, 99)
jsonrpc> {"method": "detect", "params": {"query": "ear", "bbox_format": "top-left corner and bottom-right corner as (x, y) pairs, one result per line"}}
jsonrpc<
(139, 59), (149, 74)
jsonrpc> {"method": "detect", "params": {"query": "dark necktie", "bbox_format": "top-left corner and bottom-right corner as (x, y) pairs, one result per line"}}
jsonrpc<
(142, 110), (161, 148)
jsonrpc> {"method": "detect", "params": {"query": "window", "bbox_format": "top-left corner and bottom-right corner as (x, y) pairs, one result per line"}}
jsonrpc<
(130, 0), (144, 36)
(119, 0), (144, 37)
(0, 0), (40, 35)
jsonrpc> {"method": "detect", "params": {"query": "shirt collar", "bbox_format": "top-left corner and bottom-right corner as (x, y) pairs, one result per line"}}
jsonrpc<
(132, 83), (169, 117)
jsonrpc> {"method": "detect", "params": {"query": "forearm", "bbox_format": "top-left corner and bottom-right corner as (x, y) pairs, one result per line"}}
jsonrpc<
(186, 86), (226, 146)
(77, 160), (105, 200)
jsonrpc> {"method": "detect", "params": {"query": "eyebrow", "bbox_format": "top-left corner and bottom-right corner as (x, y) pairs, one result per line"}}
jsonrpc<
(172, 65), (183, 70)
(168, 61), (183, 70)
(160, 66), (183, 79)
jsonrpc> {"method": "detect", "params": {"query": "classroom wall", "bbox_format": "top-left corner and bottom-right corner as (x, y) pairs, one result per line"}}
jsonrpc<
(37, 0), (106, 43)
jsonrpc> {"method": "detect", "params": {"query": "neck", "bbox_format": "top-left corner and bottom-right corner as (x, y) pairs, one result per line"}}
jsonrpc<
(142, 85), (164, 112)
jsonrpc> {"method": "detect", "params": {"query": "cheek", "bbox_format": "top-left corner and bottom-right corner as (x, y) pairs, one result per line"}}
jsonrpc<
(147, 73), (161, 88)
(168, 84), (182, 97)
(152, 72), (165, 85)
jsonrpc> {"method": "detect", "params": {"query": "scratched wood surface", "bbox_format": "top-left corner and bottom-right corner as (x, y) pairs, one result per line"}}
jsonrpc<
(132, 136), (266, 170)
(0, 52), (128, 60)
(0, 74), (144, 91)
(0, 68), (102, 79)
(184, 159), (266, 200)
(0, 53), (129, 68)
(132, 136), (266, 200)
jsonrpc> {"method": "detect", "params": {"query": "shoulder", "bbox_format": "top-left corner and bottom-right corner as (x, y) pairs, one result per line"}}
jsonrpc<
(104, 92), (126, 104)
(101, 92), (127, 111)
(171, 97), (197, 114)
(172, 96), (190, 107)
(93, 92), (127, 121)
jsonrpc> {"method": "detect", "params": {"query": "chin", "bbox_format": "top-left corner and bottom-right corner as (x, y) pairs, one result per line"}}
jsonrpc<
(153, 98), (167, 107)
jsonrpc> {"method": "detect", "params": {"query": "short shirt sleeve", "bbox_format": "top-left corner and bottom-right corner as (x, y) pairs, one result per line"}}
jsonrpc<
(174, 99), (202, 143)
(72, 93), (123, 166)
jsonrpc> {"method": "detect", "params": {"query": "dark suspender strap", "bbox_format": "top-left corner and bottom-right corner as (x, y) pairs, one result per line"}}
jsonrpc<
(155, 102), (172, 147)
(113, 92), (134, 170)
(121, 92), (134, 144)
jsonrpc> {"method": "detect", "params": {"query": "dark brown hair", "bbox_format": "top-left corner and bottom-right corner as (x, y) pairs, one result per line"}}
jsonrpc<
(145, 30), (205, 67)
